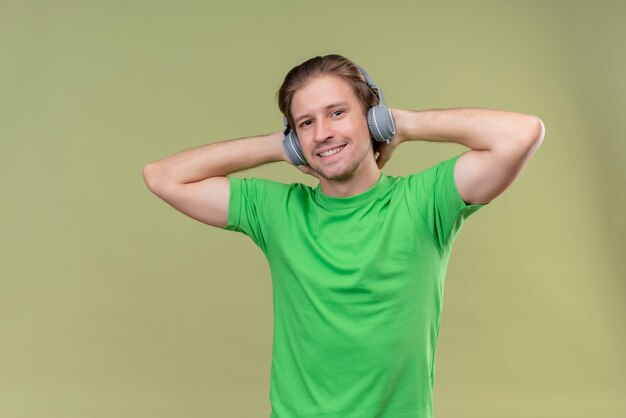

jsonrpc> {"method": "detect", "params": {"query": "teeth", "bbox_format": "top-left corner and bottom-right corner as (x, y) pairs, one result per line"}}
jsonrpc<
(319, 145), (346, 157)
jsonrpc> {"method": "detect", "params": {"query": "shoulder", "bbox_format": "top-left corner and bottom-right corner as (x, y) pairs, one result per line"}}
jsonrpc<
(388, 154), (458, 185)
(229, 176), (314, 198)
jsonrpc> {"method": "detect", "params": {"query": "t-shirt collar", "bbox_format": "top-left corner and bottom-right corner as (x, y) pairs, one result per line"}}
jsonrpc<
(313, 172), (389, 209)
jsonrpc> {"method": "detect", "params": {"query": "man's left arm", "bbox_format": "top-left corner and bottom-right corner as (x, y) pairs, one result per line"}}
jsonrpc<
(379, 108), (545, 205)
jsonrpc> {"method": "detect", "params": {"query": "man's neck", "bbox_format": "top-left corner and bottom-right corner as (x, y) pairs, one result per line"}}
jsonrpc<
(318, 162), (381, 197)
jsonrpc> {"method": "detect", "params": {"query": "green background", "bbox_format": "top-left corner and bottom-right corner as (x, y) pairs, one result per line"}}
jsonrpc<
(2, 0), (624, 417)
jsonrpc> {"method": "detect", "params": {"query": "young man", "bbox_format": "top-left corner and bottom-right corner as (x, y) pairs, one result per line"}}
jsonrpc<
(143, 54), (544, 418)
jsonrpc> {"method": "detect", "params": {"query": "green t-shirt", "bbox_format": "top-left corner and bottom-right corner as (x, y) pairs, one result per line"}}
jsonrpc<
(224, 152), (488, 418)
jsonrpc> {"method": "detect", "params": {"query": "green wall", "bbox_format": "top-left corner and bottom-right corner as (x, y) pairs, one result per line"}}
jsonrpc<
(1, 0), (624, 417)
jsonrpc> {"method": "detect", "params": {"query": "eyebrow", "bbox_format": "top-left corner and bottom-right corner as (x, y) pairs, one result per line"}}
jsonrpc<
(294, 102), (349, 125)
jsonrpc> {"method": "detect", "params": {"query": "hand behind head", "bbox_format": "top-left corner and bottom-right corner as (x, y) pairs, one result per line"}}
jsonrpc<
(296, 163), (324, 181)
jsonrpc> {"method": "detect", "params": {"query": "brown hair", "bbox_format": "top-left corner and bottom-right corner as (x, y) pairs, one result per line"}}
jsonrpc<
(276, 54), (382, 154)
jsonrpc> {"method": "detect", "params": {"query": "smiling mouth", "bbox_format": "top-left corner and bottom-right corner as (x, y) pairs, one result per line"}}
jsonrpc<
(317, 144), (347, 158)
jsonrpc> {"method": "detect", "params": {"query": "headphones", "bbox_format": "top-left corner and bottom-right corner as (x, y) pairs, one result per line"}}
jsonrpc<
(282, 64), (396, 166)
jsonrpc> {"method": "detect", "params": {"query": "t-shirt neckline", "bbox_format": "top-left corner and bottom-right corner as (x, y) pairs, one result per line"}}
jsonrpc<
(313, 172), (389, 209)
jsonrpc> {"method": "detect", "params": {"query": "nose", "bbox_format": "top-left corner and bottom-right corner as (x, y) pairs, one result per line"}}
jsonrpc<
(313, 118), (334, 144)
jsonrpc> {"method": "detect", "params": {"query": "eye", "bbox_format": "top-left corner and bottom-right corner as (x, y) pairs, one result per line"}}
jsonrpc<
(300, 120), (312, 128)
(333, 110), (344, 117)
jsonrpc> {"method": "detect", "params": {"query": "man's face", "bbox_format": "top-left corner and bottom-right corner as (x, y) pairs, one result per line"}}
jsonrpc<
(291, 74), (375, 183)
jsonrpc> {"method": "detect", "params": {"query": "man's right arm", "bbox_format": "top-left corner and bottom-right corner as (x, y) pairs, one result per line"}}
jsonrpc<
(142, 131), (287, 229)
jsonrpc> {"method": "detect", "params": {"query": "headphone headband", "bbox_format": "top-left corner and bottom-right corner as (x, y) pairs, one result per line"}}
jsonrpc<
(356, 65), (386, 107)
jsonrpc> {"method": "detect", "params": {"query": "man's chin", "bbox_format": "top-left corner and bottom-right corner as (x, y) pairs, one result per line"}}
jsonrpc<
(314, 167), (356, 183)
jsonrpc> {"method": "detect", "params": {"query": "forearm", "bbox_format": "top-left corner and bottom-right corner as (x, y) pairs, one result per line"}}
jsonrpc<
(392, 107), (543, 151)
(143, 131), (285, 186)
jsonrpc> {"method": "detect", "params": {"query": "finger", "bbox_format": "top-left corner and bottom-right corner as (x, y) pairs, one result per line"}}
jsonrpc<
(376, 153), (388, 169)
(299, 165), (322, 180)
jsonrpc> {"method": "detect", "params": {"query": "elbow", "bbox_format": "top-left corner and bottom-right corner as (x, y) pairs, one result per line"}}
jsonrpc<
(526, 115), (545, 146)
(517, 115), (545, 155)
(143, 163), (162, 192)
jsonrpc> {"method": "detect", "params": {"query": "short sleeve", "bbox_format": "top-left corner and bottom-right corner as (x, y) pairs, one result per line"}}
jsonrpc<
(409, 152), (490, 253)
(223, 176), (284, 253)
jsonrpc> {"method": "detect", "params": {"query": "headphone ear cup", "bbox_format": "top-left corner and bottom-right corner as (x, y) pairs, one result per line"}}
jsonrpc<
(283, 131), (308, 165)
(367, 105), (397, 144)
